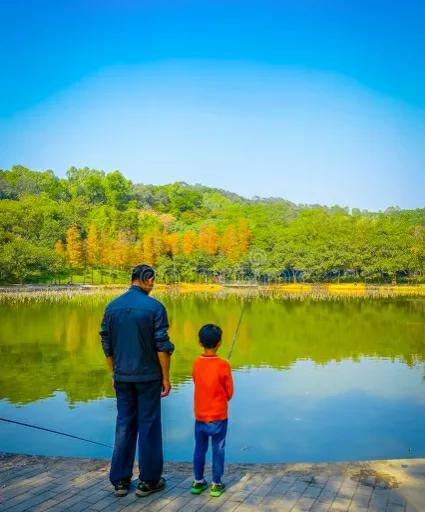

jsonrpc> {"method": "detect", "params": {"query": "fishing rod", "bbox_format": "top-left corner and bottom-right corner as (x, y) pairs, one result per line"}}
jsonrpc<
(2, 298), (248, 445)
(227, 296), (248, 360)
(0, 417), (113, 449)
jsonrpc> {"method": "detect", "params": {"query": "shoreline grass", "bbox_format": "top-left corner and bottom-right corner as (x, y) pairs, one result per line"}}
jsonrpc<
(0, 282), (424, 304)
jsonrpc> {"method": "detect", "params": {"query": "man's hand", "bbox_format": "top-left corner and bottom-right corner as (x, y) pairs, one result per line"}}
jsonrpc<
(106, 356), (114, 388)
(106, 356), (113, 372)
(161, 379), (171, 398)
(158, 352), (171, 398)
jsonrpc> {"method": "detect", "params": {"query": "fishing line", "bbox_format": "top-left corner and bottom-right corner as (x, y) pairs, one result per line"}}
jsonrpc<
(0, 417), (113, 449)
(2, 298), (247, 447)
(227, 296), (248, 360)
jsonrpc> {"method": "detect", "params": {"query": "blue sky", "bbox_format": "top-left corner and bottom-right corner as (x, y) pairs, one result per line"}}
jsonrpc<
(0, 0), (424, 210)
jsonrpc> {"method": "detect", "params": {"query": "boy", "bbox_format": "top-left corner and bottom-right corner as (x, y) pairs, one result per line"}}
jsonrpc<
(191, 324), (234, 497)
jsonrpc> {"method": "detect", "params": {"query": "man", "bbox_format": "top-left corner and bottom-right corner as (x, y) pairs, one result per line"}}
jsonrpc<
(100, 264), (174, 498)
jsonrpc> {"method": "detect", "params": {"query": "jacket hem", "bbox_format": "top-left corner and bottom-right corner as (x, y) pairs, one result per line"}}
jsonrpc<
(114, 373), (162, 382)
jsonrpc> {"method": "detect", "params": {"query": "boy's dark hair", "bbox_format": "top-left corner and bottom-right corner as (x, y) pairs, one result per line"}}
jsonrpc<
(199, 324), (222, 349)
(131, 264), (155, 282)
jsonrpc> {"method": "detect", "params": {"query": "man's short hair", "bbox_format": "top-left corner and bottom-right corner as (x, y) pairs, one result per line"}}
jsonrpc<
(131, 264), (155, 282)
(199, 324), (222, 349)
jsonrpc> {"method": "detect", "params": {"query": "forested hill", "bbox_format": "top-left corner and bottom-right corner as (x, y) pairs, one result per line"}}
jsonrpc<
(0, 165), (424, 284)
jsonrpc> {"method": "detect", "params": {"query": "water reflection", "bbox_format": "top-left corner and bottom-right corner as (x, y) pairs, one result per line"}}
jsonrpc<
(1, 295), (424, 462)
(0, 296), (424, 405)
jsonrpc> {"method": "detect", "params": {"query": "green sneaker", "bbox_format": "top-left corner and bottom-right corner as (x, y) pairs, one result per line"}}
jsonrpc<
(191, 480), (208, 495)
(210, 482), (226, 497)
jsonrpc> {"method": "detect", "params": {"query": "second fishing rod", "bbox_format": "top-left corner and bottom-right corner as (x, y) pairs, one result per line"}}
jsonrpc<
(227, 295), (248, 360)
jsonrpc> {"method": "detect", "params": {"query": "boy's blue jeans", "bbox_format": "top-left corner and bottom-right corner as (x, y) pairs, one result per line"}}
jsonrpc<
(193, 419), (228, 484)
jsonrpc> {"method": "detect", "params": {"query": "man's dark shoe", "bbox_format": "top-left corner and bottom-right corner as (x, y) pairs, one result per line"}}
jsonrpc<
(114, 479), (131, 497)
(136, 477), (166, 497)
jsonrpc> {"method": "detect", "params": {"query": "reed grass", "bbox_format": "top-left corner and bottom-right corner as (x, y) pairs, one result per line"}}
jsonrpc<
(0, 282), (424, 304)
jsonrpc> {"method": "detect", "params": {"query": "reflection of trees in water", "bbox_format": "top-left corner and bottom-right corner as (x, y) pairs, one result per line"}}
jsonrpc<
(0, 297), (424, 404)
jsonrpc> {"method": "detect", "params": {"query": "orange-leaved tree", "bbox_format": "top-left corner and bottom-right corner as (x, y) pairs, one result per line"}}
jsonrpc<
(237, 218), (252, 255)
(66, 224), (84, 278)
(182, 231), (196, 256)
(131, 239), (144, 267)
(85, 223), (101, 282)
(220, 224), (239, 261)
(54, 239), (66, 260)
(114, 231), (132, 270)
(166, 232), (181, 257)
(143, 232), (155, 266)
(98, 233), (111, 269)
(86, 224), (101, 268)
(152, 229), (165, 261)
(199, 224), (219, 255)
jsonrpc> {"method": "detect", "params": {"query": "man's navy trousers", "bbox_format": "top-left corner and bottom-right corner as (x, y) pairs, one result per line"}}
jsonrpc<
(109, 380), (163, 485)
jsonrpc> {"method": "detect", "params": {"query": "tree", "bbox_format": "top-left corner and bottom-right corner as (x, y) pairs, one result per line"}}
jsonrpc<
(237, 218), (252, 255)
(1, 166), (425, 285)
(66, 167), (106, 203)
(221, 225), (239, 261)
(98, 233), (111, 269)
(104, 170), (132, 209)
(182, 231), (196, 256)
(86, 224), (100, 268)
(110, 232), (132, 270)
(131, 239), (144, 267)
(410, 226), (425, 278)
(0, 238), (56, 283)
(1, 165), (69, 200)
(143, 233), (155, 266)
(66, 224), (84, 271)
(159, 183), (203, 216)
(54, 239), (66, 260)
(166, 232), (181, 257)
(199, 224), (219, 255)
(152, 229), (165, 261)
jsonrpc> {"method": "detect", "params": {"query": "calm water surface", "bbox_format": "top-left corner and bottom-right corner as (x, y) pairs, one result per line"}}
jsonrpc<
(0, 295), (424, 463)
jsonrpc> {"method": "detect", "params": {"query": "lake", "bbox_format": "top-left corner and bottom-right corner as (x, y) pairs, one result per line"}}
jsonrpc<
(0, 293), (424, 463)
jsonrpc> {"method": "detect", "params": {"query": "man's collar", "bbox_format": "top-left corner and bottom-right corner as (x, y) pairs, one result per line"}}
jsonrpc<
(130, 284), (148, 295)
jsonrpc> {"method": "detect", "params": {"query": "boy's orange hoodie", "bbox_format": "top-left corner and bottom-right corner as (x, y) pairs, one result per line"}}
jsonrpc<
(192, 354), (233, 422)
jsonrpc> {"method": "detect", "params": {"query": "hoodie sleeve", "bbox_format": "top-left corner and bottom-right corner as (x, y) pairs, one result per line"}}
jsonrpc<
(223, 362), (234, 401)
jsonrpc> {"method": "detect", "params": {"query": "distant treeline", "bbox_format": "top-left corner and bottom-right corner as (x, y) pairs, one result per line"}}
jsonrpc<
(0, 165), (424, 284)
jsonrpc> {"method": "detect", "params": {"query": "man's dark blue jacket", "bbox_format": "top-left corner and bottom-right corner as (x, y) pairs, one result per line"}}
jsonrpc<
(100, 285), (174, 382)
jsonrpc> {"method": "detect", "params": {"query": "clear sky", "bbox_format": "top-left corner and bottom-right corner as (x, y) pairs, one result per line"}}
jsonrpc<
(0, 0), (424, 210)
